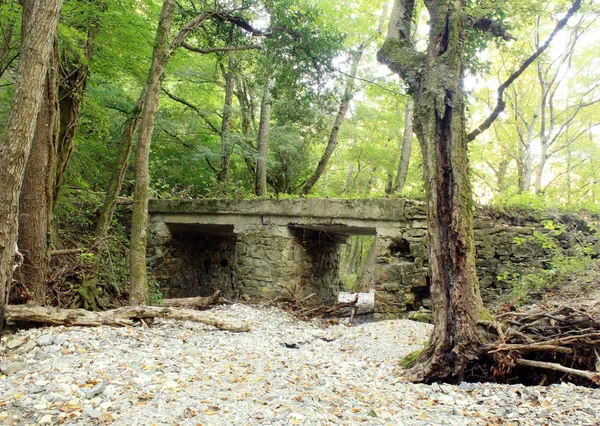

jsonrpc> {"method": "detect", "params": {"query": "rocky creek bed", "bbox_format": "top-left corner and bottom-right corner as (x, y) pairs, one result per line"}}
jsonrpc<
(1, 304), (599, 425)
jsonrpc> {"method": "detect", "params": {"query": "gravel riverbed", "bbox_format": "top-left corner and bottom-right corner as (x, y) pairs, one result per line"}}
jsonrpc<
(1, 304), (599, 425)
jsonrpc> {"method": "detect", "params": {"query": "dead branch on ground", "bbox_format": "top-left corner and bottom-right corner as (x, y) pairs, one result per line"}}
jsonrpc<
(161, 290), (222, 308)
(5, 304), (249, 332)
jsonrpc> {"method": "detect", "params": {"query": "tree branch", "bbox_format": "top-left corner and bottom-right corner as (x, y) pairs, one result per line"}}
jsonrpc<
(104, 103), (134, 116)
(161, 88), (222, 135)
(162, 128), (193, 150)
(181, 42), (261, 54)
(0, 51), (19, 79)
(516, 358), (600, 384)
(162, 128), (218, 172)
(467, 0), (583, 142)
(377, 0), (424, 92)
(325, 64), (404, 96)
(170, 10), (271, 51)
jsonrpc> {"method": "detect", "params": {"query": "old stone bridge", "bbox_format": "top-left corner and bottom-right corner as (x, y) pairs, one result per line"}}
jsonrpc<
(147, 198), (596, 320)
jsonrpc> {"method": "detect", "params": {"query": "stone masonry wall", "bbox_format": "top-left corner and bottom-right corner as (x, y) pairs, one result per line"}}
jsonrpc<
(233, 230), (303, 300)
(474, 209), (599, 302)
(297, 231), (344, 306)
(374, 205), (599, 321)
(232, 229), (343, 306)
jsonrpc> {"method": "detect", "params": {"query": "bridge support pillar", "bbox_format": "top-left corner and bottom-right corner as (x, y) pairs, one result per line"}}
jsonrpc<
(373, 226), (430, 321)
(232, 226), (303, 300)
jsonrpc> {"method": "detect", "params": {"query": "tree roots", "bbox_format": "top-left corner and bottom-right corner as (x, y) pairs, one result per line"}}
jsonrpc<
(472, 300), (600, 385)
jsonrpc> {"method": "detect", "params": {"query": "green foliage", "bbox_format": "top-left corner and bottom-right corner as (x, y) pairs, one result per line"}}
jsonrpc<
(493, 191), (548, 212)
(0, 0), (22, 139)
(53, 184), (131, 309)
(504, 220), (596, 303)
(147, 277), (163, 306)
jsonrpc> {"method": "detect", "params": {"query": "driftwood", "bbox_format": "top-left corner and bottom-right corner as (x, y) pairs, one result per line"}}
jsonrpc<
(50, 248), (85, 256)
(268, 290), (362, 324)
(161, 290), (221, 308)
(311, 294), (359, 318)
(515, 358), (600, 384)
(5, 304), (249, 332)
(471, 299), (600, 385)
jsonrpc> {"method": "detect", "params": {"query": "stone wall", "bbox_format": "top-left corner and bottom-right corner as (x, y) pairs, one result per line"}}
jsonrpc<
(233, 229), (303, 300)
(372, 201), (429, 320)
(296, 230), (344, 306)
(373, 206), (599, 321)
(148, 219), (344, 305)
(474, 209), (599, 302)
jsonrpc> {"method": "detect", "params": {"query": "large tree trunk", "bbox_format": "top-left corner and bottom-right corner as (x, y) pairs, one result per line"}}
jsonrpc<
(16, 35), (59, 305)
(393, 100), (414, 193)
(379, 0), (486, 383)
(411, 79), (485, 382)
(0, 0), (63, 334)
(254, 77), (274, 196)
(217, 57), (235, 183)
(129, 0), (176, 306)
(94, 94), (145, 238)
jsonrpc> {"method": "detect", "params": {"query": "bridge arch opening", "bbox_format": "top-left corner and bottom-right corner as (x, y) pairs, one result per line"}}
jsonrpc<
(288, 224), (378, 304)
(149, 223), (237, 299)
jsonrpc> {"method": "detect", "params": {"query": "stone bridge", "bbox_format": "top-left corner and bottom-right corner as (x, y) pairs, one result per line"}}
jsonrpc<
(147, 198), (598, 320)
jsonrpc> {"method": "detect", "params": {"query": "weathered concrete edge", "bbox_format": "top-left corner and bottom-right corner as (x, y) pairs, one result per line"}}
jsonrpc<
(148, 198), (426, 222)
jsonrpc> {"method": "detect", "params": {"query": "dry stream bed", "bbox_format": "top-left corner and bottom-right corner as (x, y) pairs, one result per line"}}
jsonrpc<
(1, 304), (598, 425)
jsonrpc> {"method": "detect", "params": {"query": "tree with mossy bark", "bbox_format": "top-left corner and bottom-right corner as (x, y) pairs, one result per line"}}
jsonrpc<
(0, 0), (63, 334)
(378, 0), (582, 383)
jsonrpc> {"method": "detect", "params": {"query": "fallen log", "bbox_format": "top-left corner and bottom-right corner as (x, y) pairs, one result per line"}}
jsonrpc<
(161, 290), (221, 308)
(5, 304), (249, 332)
(515, 358), (600, 385)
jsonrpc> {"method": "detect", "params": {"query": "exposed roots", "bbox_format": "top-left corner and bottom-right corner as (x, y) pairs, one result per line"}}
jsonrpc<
(395, 298), (600, 386)
(473, 299), (600, 386)
(397, 339), (484, 384)
(46, 246), (126, 309)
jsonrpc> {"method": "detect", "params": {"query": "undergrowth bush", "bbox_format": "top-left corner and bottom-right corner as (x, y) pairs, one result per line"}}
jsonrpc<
(51, 189), (133, 309)
(505, 220), (596, 303)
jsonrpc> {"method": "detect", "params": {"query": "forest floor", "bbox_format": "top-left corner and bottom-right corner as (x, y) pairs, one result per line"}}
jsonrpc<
(1, 298), (600, 426)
